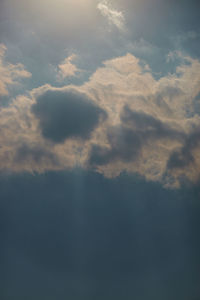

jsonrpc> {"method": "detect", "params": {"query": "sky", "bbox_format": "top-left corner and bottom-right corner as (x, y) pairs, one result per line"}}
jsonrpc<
(0, 0), (200, 299)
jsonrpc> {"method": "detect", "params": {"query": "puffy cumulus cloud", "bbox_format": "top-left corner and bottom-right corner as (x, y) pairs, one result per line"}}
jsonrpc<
(82, 53), (200, 187)
(31, 88), (107, 143)
(0, 52), (200, 187)
(0, 95), (61, 173)
(56, 54), (81, 81)
(97, 1), (125, 31)
(0, 44), (31, 97)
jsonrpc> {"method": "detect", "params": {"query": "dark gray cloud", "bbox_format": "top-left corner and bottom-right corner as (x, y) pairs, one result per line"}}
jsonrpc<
(1, 170), (200, 300)
(14, 144), (59, 166)
(167, 150), (194, 170)
(32, 89), (106, 143)
(89, 105), (184, 167)
(121, 105), (182, 138)
(89, 126), (143, 166)
(193, 92), (200, 116)
(167, 129), (200, 170)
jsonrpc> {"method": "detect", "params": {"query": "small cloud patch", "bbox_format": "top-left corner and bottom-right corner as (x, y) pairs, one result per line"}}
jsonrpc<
(57, 54), (81, 81)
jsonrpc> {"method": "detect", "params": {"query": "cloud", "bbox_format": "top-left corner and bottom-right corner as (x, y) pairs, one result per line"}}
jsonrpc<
(89, 105), (185, 167)
(14, 144), (60, 171)
(121, 105), (184, 140)
(0, 51), (200, 187)
(97, 1), (125, 31)
(0, 94), (61, 173)
(31, 88), (107, 143)
(0, 44), (31, 97)
(166, 128), (200, 185)
(89, 126), (142, 166)
(56, 54), (81, 81)
(83, 53), (200, 186)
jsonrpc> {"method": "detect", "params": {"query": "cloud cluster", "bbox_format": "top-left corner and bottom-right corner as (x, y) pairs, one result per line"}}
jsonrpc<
(83, 53), (200, 186)
(0, 44), (31, 97)
(0, 51), (200, 187)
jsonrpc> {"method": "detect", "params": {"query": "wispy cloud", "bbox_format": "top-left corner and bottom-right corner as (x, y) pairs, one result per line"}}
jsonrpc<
(97, 1), (125, 31)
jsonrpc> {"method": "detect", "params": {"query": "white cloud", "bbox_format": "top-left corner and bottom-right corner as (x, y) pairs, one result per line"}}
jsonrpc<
(56, 54), (81, 81)
(97, 1), (125, 31)
(0, 44), (31, 97)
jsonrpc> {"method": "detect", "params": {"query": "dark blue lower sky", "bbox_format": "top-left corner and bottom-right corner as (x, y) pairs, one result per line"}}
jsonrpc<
(1, 170), (200, 300)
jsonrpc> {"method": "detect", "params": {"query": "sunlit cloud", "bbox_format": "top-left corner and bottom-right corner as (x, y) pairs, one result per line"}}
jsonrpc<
(0, 44), (31, 97)
(56, 54), (81, 81)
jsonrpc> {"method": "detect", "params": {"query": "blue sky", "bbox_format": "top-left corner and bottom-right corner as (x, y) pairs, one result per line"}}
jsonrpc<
(0, 0), (200, 299)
